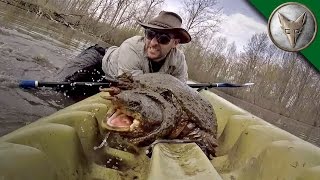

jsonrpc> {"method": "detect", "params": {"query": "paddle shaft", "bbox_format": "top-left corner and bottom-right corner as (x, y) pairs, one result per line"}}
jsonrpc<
(188, 83), (249, 88)
(19, 80), (111, 89)
(19, 80), (253, 89)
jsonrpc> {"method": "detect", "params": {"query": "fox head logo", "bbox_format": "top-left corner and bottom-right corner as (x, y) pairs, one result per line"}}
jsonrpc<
(278, 12), (307, 48)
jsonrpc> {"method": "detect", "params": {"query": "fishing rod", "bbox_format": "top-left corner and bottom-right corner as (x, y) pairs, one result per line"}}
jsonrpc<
(19, 80), (254, 89)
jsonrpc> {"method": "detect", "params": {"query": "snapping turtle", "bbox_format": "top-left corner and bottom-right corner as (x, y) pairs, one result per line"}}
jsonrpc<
(100, 73), (218, 157)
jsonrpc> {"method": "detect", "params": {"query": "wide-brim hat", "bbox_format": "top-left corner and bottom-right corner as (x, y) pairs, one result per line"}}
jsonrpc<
(138, 11), (191, 44)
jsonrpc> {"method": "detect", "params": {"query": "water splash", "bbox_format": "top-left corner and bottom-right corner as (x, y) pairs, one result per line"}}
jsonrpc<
(94, 132), (110, 150)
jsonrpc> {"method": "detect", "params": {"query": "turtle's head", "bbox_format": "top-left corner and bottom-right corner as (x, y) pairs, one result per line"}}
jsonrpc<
(102, 90), (163, 137)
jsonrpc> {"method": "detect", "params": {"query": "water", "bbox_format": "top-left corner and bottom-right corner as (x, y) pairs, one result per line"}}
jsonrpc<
(0, 1), (100, 136)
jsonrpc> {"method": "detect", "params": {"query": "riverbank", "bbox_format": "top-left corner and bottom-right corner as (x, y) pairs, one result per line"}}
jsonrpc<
(1, 0), (82, 28)
(1, 0), (139, 46)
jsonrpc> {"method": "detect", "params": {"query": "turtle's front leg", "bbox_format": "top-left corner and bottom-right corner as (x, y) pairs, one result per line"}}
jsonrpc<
(145, 139), (203, 158)
(185, 127), (218, 159)
(100, 86), (121, 96)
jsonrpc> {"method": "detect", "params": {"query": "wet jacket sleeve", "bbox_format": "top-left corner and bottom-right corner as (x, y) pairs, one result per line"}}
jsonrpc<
(172, 52), (188, 84)
(116, 41), (144, 76)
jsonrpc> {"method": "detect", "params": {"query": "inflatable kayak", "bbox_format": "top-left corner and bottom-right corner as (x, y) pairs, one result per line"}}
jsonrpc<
(0, 90), (319, 180)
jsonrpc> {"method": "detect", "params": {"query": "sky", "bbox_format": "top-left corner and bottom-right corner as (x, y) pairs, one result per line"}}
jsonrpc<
(162, 0), (268, 51)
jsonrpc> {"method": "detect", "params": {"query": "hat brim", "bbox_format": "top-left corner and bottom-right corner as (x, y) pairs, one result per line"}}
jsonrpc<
(138, 21), (191, 44)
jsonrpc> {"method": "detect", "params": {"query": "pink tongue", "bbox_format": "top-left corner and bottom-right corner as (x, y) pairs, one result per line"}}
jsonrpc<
(110, 114), (132, 127)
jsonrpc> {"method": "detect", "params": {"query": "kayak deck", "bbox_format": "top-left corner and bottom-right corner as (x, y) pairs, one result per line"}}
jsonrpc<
(0, 90), (320, 179)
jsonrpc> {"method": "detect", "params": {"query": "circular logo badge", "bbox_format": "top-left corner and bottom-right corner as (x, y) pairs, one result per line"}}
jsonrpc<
(268, 2), (317, 52)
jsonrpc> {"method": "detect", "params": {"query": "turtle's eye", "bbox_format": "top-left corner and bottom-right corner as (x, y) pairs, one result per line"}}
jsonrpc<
(160, 90), (173, 98)
(129, 101), (140, 107)
(160, 90), (174, 102)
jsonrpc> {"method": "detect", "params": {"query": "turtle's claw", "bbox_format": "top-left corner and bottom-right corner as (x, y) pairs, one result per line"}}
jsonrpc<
(101, 95), (117, 101)
(100, 87), (121, 96)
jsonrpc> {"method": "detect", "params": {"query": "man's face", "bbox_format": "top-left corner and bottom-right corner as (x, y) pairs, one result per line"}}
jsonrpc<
(144, 29), (179, 61)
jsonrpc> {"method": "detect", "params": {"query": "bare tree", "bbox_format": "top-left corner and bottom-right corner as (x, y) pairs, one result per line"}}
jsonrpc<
(181, 0), (222, 39)
(109, 0), (130, 26)
(289, 59), (314, 110)
(202, 37), (228, 80)
(216, 41), (237, 79)
(140, 0), (164, 22)
(275, 52), (298, 108)
(238, 33), (268, 84)
(88, 0), (105, 18)
(96, 0), (115, 23)
(113, 0), (133, 27)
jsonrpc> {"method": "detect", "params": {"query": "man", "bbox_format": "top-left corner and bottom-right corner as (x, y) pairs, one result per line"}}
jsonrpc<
(102, 11), (191, 83)
(57, 11), (191, 99)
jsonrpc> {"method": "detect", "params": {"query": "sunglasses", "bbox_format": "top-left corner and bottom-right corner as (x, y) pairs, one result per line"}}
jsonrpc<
(145, 29), (173, 45)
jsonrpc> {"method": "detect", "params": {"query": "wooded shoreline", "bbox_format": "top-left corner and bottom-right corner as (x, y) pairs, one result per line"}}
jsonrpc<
(1, 0), (83, 29)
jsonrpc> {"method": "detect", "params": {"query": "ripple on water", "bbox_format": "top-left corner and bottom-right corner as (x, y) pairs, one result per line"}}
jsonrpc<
(0, 3), (99, 136)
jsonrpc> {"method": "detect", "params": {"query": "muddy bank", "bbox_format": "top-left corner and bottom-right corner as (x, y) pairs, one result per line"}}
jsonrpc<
(1, 0), (82, 28)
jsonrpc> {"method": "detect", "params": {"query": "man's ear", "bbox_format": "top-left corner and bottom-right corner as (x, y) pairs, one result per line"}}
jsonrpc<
(172, 39), (180, 48)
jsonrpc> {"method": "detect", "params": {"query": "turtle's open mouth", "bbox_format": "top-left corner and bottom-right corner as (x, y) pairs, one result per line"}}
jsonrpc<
(103, 107), (141, 132)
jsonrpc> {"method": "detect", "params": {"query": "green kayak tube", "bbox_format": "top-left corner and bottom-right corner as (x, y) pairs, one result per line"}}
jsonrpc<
(0, 90), (320, 180)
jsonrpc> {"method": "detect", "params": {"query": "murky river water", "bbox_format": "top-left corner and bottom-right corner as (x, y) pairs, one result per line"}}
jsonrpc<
(0, 2), (100, 135)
